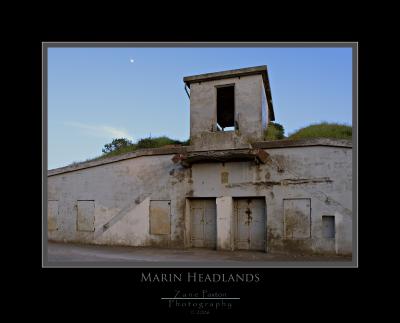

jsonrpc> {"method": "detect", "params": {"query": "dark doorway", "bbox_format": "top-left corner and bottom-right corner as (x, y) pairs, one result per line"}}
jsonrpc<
(217, 85), (234, 130)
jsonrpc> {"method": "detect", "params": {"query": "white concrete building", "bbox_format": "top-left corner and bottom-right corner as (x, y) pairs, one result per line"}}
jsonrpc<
(47, 66), (352, 255)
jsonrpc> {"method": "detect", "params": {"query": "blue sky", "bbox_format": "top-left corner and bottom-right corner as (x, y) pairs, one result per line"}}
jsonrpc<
(48, 47), (352, 169)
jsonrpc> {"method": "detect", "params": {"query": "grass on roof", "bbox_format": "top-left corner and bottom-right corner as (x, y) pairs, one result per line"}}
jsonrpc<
(288, 122), (352, 140)
(67, 122), (352, 167)
(69, 136), (190, 166)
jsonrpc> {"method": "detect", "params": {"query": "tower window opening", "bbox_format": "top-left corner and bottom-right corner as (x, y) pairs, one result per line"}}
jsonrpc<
(217, 85), (235, 131)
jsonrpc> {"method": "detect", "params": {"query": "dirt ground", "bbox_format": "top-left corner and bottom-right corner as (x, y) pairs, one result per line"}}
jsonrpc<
(46, 241), (352, 264)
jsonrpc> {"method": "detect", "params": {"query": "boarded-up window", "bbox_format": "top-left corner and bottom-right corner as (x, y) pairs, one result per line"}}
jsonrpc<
(77, 200), (95, 232)
(283, 198), (311, 239)
(149, 200), (171, 235)
(322, 215), (335, 239)
(48, 200), (59, 231)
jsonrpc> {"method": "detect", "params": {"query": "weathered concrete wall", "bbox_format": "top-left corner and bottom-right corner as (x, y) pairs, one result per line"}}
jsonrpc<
(189, 74), (265, 150)
(47, 140), (352, 255)
(48, 154), (190, 248)
(188, 145), (352, 255)
(261, 79), (268, 128)
(335, 211), (352, 254)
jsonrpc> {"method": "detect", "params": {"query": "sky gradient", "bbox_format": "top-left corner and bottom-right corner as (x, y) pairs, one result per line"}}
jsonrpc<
(48, 47), (352, 169)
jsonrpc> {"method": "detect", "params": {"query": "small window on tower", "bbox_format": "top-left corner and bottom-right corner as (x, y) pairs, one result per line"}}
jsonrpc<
(216, 85), (235, 131)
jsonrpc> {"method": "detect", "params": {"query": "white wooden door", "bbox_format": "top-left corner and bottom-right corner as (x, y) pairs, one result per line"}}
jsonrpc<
(190, 199), (216, 248)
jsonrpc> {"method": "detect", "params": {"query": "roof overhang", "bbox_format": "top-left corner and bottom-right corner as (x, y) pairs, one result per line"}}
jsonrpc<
(183, 65), (275, 121)
(172, 148), (270, 168)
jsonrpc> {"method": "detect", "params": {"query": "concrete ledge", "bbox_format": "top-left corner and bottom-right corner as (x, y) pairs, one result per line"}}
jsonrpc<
(47, 146), (188, 177)
(183, 65), (268, 84)
(252, 138), (352, 149)
(48, 138), (352, 177)
(173, 149), (270, 167)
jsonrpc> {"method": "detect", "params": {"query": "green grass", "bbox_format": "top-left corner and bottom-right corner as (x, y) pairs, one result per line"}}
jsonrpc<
(264, 122), (285, 140)
(66, 122), (352, 167)
(288, 122), (352, 140)
(68, 136), (190, 166)
(136, 136), (189, 149)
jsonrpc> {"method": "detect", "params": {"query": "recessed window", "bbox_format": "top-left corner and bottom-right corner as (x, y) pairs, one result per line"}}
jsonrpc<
(322, 215), (335, 239)
(217, 85), (235, 131)
(283, 198), (311, 239)
(149, 200), (171, 235)
(77, 200), (95, 232)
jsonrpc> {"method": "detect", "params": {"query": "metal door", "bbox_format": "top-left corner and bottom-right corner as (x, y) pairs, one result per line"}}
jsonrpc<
(234, 198), (265, 250)
(190, 199), (216, 248)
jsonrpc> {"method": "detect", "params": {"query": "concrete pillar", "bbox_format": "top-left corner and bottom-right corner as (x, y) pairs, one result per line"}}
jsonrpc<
(216, 196), (233, 250)
(184, 198), (191, 248)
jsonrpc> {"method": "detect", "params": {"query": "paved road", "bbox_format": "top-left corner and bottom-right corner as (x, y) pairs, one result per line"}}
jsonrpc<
(46, 241), (352, 264)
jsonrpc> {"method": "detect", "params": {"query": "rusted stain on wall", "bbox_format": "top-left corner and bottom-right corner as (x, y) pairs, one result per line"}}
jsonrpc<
(225, 177), (332, 188)
(284, 210), (309, 239)
(270, 154), (288, 173)
(281, 177), (333, 185)
(169, 167), (186, 182)
(226, 181), (280, 188)
(221, 171), (229, 184)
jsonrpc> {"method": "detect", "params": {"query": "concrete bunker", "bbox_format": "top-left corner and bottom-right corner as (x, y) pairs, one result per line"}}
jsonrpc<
(47, 65), (352, 257)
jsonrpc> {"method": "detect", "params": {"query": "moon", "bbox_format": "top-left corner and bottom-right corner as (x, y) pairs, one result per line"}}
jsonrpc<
(130, 59), (134, 63)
